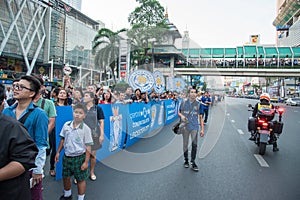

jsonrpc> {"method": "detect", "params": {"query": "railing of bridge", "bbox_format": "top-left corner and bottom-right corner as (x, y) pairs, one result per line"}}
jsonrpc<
(175, 59), (300, 69)
(179, 46), (300, 69)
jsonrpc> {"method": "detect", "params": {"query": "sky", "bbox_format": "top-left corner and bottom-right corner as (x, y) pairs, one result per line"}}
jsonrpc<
(81, 0), (277, 48)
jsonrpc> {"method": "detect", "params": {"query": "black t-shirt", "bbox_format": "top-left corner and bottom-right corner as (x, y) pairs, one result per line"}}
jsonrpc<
(0, 114), (38, 200)
(84, 105), (104, 137)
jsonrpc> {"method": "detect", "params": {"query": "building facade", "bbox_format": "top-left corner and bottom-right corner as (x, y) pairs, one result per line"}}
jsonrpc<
(0, 0), (104, 86)
(274, 0), (300, 46)
(62, 0), (82, 11)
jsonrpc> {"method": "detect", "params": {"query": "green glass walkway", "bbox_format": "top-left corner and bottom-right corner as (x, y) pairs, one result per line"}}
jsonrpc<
(180, 46), (300, 68)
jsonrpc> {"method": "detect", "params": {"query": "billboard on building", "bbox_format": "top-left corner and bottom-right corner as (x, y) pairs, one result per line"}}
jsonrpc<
(249, 35), (260, 45)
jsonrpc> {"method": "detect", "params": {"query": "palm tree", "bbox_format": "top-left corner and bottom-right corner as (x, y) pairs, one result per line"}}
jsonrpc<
(92, 28), (127, 83)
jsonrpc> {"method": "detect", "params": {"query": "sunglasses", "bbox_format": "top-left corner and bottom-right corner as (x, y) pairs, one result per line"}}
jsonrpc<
(12, 84), (33, 91)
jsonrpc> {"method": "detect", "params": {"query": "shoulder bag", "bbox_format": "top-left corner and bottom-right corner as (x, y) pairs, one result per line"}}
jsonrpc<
(172, 100), (194, 135)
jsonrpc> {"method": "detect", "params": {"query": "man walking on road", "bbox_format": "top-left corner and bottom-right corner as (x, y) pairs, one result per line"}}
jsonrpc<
(178, 88), (205, 172)
(200, 91), (211, 124)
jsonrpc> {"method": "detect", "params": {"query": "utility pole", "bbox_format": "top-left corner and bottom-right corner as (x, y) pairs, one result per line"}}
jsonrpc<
(49, 59), (53, 82)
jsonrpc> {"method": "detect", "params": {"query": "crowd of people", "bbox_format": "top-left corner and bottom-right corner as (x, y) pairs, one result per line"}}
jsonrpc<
(0, 74), (219, 200)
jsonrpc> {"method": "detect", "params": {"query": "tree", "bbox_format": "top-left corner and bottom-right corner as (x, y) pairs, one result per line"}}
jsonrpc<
(128, 0), (166, 27)
(252, 84), (260, 95)
(127, 0), (169, 68)
(92, 28), (127, 83)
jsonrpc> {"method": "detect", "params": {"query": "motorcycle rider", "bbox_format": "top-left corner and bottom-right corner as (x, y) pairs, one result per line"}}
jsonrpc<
(250, 93), (279, 152)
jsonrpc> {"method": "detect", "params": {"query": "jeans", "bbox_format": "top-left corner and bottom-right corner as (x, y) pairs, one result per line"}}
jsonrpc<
(182, 129), (198, 162)
(203, 109), (209, 123)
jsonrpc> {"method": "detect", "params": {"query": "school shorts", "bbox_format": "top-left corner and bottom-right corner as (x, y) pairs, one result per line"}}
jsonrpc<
(62, 153), (89, 181)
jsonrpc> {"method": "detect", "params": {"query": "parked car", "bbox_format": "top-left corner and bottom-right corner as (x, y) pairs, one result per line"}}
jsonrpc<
(285, 97), (300, 106)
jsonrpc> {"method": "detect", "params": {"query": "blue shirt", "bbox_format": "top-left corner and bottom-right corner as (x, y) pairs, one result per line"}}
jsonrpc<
(3, 102), (48, 174)
(179, 99), (202, 131)
(200, 96), (211, 110)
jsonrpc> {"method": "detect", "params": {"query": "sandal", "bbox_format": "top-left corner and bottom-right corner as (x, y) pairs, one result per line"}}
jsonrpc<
(90, 174), (97, 181)
(50, 170), (56, 177)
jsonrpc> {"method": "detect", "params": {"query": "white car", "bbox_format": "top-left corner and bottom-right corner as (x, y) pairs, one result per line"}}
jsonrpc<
(285, 97), (300, 106)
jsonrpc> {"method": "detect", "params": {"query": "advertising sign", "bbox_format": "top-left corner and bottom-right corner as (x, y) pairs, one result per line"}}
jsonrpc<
(63, 64), (72, 75)
(249, 34), (260, 44)
(118, 39), (129, 82)
(120, 71), (126, 78)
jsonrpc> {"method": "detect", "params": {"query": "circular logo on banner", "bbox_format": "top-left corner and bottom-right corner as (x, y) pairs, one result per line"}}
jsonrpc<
(63, 64), (72, 75)
(153, 70), (165, 94)
(173, 78), (186, 92)
(128, 70), (154, 92)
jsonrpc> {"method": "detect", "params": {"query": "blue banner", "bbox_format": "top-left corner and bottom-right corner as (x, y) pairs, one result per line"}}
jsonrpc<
(126, 102), (151, 147)
(148, 101), (165, 133)
(96, 104), (127, 160)
(54, 100), (178, 180)
(164, 99), (179, 125)
(55, 106), (73, 180)
(153, 70), (165, 94)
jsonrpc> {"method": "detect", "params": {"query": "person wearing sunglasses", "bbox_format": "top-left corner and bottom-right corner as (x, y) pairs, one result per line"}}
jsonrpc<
(3, 75), (48, 200)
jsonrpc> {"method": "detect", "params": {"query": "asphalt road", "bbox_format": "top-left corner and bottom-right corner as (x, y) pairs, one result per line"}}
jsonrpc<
(43, 97), (300, 200)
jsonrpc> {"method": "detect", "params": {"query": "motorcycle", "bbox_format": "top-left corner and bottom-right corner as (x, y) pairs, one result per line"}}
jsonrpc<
(247, 104), (284, 155)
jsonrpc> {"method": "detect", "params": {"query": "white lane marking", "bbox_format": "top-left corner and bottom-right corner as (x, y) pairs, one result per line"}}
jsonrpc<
(237, 129), (244, 135)
(227, 113), (230, 116)
(294, 110), (299, 113)
(254, 154), (269, 167)
(231, 120), (235, 123)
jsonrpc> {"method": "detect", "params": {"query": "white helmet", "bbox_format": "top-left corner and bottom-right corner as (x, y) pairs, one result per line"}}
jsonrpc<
(260, 93), (270, 102)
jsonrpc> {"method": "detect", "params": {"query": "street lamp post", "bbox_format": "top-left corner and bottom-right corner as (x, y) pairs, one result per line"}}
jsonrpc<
(49, 59), (54, 82)
(148, 38), (156, 71)
(152, 41), (155, 70)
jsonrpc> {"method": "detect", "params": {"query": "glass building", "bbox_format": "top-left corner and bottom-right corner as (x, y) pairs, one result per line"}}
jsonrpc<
(0, 0), (104, 86)
(0, 0), (48, 79)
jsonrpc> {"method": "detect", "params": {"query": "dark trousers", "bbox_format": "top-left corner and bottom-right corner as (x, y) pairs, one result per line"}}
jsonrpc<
(30, 171), (43, 200)
(182, 129), (198, 162)
(270, 133), (278, 148)
(49, 129), (56, 170)
(203, 109), (209, 123)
